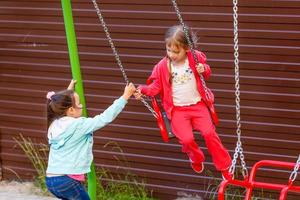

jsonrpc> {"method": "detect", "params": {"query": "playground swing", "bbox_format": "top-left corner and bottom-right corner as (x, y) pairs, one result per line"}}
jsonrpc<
(171, 0), (300, 199)
(91, 1), (300, 198)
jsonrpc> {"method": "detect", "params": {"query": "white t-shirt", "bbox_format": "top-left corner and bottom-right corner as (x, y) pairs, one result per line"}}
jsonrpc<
(171, 59), (201, 106)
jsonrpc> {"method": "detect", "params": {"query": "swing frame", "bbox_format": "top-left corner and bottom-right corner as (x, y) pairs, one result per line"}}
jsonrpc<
(216, 0), (300, 199)
(218, 160), (300, 200)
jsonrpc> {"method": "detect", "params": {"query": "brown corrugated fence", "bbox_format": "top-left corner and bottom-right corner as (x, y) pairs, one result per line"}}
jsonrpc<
(0, 0), (299, 199)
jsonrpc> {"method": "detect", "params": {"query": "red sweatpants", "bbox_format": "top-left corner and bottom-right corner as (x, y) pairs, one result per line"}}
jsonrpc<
(171, 101), (232, 171)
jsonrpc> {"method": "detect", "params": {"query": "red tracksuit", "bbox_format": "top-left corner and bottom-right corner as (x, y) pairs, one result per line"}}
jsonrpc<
(139, 50), (231, 171)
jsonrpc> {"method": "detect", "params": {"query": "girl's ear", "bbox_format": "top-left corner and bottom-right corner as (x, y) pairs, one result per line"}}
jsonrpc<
(66, 107), (75, 117)
(185, 46), (189, 52)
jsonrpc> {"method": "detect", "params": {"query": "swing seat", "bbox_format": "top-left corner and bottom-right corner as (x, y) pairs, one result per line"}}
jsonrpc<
(146, 78), (175, 143)
(151, 96), (170, 142)
(218, 160), (300, 200)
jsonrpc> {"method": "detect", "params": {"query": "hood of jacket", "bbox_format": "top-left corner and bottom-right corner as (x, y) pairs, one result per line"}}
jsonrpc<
(47, 116), (78, 149)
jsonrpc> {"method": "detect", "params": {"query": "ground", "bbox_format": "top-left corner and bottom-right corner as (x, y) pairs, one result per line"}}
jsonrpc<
(0, 181), (202, 200)
(0, 181), (55, 200)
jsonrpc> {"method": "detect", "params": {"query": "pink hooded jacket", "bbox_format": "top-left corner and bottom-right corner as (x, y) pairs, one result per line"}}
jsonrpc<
(139, 50), (212, 119)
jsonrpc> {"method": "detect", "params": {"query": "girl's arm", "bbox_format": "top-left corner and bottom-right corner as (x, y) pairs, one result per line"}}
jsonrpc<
(138, 80), (161, 97)
(81, 96), (127, 133)
(138, 66), (162, 97)
(78, 83), (136, 133)
(67, 79), (77, 90)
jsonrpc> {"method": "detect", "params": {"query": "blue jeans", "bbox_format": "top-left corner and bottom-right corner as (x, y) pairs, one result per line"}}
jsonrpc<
(46, 176), (90, 200)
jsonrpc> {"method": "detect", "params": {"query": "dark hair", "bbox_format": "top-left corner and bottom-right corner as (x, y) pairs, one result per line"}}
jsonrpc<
(47, 90), (75, 128)
(165, 25), (198, 50)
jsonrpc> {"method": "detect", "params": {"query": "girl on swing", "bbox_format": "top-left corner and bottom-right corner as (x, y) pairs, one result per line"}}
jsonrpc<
(135, 25), (232, 179)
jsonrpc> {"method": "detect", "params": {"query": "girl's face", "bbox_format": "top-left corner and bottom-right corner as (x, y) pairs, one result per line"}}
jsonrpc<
(166, 43), (188, 65)
(66, 92), (83, 118)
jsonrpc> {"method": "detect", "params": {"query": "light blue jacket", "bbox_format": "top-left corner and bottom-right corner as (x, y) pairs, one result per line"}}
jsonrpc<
(46, 96), (127, 174)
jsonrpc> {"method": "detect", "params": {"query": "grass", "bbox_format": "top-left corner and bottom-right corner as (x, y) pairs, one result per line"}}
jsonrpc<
(96, 141), (157, 200)
(202, 168), (274, 200)
(95, 167), (156, 200)
(14, 134), (276, 199)
(14, 134), (49, 194)
(14, 134), (156, 199)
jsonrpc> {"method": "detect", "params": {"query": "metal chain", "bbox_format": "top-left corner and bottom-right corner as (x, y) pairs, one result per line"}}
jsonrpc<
(289, 155), (300, 182)
(171, 0), (210, 99)
(140, 98), (158, 118)
(91, 0), (128, 84)
(91, 0), (158, 118)
(229, 0), (248, 178)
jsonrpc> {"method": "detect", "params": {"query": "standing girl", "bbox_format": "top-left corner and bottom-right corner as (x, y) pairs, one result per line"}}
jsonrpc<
(45, 80), (136, 199)
(135, 25), (232, 179)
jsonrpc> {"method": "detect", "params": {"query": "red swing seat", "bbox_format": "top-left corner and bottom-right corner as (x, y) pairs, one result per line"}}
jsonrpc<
(146, 78), (172, 143)
(218, 160), (300, 200)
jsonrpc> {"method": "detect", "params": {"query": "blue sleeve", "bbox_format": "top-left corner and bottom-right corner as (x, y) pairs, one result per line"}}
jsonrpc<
(78, 96), (127, 134)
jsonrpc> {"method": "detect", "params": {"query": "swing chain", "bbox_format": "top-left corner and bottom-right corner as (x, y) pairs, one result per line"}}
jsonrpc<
(289, 155), (300, 182)
(229, 0), (248, 178)
(171, 0), (210, 100)
(140, 98), (158, 118)
(91, 0), (128, 84)
(91, 0), (158, 118)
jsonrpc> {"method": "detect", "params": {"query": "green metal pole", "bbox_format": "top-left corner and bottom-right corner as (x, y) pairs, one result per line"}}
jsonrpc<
(61, 1), (97, 199)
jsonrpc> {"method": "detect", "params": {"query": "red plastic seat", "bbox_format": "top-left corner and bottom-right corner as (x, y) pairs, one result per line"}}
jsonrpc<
(218, 160), (300, 200)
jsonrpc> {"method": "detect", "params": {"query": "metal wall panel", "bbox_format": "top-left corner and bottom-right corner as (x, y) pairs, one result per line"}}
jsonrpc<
(0, 0), (299, 199)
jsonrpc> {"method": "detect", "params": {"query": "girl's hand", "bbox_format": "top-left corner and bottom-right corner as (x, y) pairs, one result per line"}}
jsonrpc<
(134, 89), (143, 100)
(67, 79), (77, 90)
(196, 63), (205, 74)
(122, 83), (136, 100)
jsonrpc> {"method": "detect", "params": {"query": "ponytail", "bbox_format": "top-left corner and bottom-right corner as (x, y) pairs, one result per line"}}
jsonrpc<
(46, 90), (75, 128)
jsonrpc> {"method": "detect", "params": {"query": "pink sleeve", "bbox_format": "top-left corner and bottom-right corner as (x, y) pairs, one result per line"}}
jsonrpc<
(138, 65), (162, 96)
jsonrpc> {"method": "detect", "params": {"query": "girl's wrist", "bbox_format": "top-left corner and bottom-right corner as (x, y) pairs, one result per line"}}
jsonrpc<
(122, 94), (131, 100)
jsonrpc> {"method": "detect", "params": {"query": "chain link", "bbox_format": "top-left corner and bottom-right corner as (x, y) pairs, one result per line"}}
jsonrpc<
(229, 0), (248, 177)
(91, 0), (157, 118)
(140, 98), (158, 118)
(289, 155), (300, 182)
(171, 0), (210, 99)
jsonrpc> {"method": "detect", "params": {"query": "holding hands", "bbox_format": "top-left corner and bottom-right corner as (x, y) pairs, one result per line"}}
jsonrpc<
(122, 83), (137, 100)
(133, 89), (143, 100)
(123, 84), (145, 101)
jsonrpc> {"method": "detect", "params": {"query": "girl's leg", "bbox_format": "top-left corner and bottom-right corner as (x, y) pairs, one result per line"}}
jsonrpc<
(171, 106), (205, 165)
(190, 101), (232, 171)
(46, 176), (90, 200)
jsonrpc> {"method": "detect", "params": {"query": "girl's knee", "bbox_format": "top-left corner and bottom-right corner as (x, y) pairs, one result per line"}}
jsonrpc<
(181, 138), (199, 153)
(202, 129), (218, 139)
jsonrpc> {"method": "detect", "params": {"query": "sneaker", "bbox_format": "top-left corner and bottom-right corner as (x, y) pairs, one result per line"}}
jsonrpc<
(221, 169), (233, 180)
(191, 162), (204, 173)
